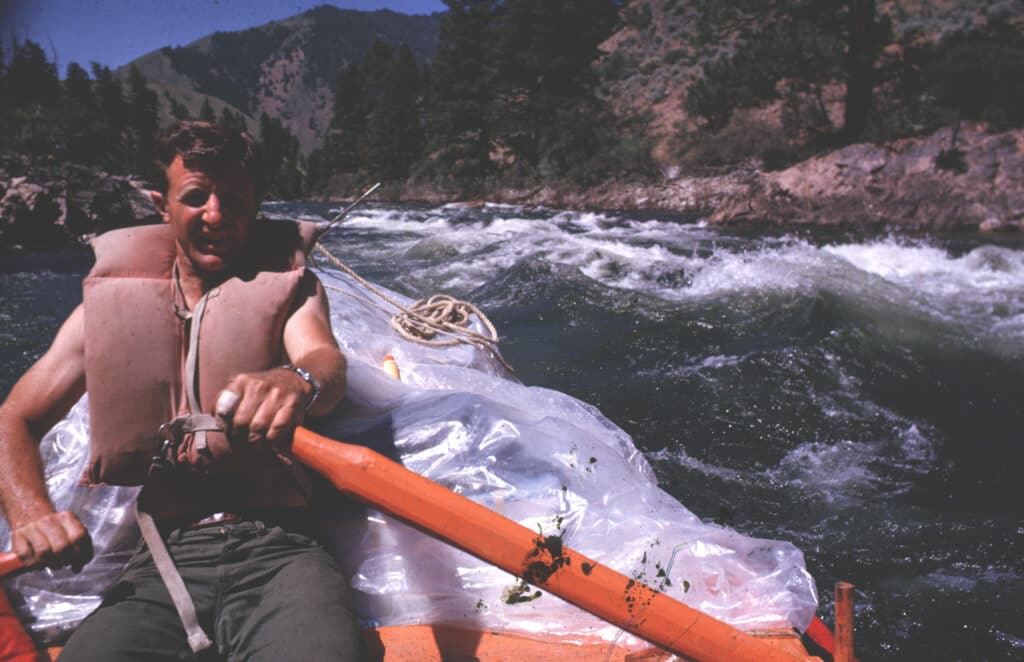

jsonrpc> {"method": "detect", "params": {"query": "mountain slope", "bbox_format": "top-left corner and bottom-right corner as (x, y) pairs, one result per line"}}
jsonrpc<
(120, 6), (441, 153)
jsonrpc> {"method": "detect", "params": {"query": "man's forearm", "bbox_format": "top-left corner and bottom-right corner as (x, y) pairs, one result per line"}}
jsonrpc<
(0, 406), (56, 528)
(294, 347), (346, 418)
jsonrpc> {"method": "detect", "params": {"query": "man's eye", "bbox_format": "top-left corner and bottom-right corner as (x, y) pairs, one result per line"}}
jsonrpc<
(180, 191), (210, 207)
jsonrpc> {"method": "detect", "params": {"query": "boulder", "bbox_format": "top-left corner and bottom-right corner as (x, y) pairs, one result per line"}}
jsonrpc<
(62, 164), (160, 238)
(710, 124), (1024, 230)
(0, 178), (67, 246)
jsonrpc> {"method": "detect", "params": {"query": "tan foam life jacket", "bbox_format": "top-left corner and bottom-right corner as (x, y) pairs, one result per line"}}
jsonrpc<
(82, 221), (320, 505)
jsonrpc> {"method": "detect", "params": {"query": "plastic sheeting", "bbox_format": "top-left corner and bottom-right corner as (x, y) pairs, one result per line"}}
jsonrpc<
(0, 266), (817, 647)
(0, 402), (139, 644)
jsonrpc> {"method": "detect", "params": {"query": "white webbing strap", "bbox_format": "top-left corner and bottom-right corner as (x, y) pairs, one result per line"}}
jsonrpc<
(135, 501), (215, 653)
(184, 289), (214, 455)
(138, 266), (218, 652)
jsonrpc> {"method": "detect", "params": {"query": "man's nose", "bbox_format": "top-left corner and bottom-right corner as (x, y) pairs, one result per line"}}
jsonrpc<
(203, 193), (222, 225)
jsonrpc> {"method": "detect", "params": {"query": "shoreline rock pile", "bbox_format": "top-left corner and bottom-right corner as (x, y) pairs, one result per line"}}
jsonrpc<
(412, 125), (1023, 232)
(0, 159), (159, 249)
(709, 124), (1024, 231)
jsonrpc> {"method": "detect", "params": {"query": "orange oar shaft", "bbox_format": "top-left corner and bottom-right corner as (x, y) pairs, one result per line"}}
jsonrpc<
(0, 551), (24, 578)
(292, 426), (808, 662)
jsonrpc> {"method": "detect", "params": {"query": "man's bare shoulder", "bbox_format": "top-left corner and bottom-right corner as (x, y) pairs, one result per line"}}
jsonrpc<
(1, 305), (86, 433)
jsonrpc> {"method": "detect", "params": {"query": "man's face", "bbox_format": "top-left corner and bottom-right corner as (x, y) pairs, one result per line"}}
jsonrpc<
(152, 156), (258, 275)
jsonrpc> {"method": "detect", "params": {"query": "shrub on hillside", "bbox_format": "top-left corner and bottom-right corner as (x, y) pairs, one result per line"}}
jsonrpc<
(676, 113), (797, 172)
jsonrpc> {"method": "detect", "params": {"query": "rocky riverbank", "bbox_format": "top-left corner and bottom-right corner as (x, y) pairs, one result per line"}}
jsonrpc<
(472, 124), (1024, 232)
(3, 123), (1021, 249)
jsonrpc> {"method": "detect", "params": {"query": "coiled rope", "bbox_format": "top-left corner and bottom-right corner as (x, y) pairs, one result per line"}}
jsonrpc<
(311, 240), (512, 372)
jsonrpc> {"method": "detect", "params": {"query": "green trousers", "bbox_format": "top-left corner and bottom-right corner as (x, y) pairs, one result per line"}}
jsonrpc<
(59, 518), (366, 661)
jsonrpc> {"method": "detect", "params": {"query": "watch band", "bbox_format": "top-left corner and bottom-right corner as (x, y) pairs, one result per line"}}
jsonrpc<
(279, 363), (320, 411)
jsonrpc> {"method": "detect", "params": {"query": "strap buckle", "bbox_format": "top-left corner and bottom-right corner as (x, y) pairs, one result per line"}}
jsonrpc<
(152, 422), (183, 471)
(151, 415), (222, 473)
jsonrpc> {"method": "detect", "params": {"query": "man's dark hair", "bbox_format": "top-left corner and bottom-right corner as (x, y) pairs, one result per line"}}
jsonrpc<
(154, 121), (265, 198)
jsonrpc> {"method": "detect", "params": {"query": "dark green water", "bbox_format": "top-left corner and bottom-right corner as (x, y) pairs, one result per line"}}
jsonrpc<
(2, 203), (1022, 660)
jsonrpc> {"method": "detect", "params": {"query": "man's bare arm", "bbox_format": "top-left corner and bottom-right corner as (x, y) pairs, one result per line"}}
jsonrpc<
(215, 273), (346, 446)
(0, 305), (92, 569)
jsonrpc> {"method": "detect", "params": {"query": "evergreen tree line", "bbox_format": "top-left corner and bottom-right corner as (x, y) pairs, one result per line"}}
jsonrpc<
(308, 0), (654, 194)
(1, 39), (159, 177)
(2, 1), (651, 201)
(0, 39), (304, 199)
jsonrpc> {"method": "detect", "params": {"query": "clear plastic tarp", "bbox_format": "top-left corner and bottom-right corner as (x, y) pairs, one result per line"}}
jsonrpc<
(1, 268), (817, 647)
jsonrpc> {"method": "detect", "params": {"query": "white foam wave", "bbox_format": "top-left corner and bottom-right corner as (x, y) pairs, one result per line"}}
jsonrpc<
(767, 424), (938, 506)
(317, 206), (1024, 345)
(827, 239), (1024, 296)
(646, 446), (748, 484)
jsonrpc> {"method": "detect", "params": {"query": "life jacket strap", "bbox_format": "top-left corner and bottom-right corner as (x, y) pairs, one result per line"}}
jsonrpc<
(135, 501), (215, 653)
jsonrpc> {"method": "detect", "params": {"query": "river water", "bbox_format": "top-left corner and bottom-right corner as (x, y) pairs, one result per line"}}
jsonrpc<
(2, 202), (1022, 661)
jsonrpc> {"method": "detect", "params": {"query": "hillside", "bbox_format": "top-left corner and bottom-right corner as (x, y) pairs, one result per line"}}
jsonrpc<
(5, 0), (1023, 238)
(119, 6), (441, 153)
(596, 0), (1024, 168)
(116, 1), (1024, 172)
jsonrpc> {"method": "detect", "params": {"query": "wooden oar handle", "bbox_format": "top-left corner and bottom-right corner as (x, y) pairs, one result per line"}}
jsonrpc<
(0, 551), (26, 578)
(292, 427), (808, 662)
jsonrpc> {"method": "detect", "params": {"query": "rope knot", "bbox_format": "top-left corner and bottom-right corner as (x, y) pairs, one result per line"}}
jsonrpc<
(312, 242), (512, 372)
(394, 295), (471, 340)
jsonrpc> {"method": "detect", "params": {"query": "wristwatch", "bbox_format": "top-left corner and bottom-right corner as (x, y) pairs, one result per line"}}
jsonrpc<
(279, 363), (320, 411)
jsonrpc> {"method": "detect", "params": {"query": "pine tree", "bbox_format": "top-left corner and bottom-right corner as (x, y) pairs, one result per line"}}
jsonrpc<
(127, 65), (159, 176)
(426, 1), (500, 180)
(259, 113), (303, 199)
(366, 42), (424, 180)
(219, 107), (247, 133)
(493, 0), (622, 172)
(165, 91), (192, 120)
(61, 61), (98, 163)
(64, 62), (92, 106)
(0, 36), (6, 95)
(91, 64), (125, 124)
(329, 63), (369, 175)
(6, 39), (60, 108)
(91, 63), (129, 171)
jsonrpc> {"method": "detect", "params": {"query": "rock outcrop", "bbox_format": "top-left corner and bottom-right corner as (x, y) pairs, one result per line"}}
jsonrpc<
(462, 124), (1022, 232)
(0, 162), (159, 249)
(708, 124), (1024, 231)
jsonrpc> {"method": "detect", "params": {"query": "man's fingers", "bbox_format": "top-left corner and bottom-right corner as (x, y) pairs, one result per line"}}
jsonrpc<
(215, 389), (241, 424)
(14, 526), (56, 568)
(11, 531), (37, 565)
(265, 401), (301, 446)
(40, 524), (73, 568)
(12, 513), (93, 570)
(58, 512), (94, 570)
(246, 399), (281, 444)
(215, 389), (241, 416)
(214, 369), (308, 448)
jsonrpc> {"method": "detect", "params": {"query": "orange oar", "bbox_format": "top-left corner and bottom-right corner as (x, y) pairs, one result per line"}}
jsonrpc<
(0, 552), (43, 662)
(1, 429), (812, 661)
(291, 426), (809, 662)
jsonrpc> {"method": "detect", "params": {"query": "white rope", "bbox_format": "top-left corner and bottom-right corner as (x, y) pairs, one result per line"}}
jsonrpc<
(312, 242), (513, 372)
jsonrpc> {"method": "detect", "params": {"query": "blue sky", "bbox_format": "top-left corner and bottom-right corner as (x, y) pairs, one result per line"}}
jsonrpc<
(1, 1), (447, 73)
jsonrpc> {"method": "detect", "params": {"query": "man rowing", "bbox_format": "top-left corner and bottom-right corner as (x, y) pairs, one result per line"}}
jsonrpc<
(0, 121), (365, 660)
